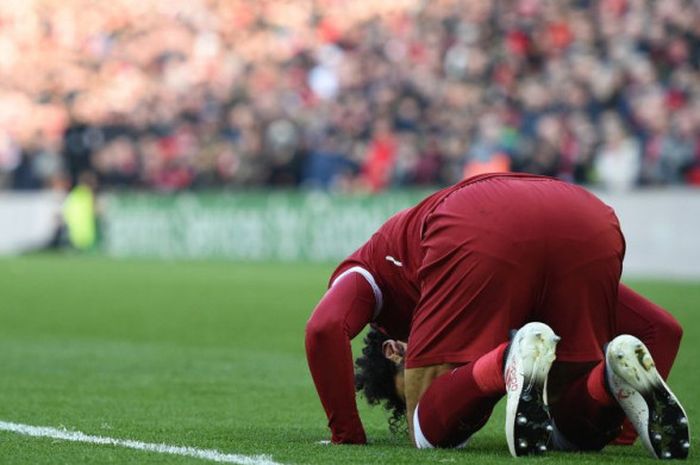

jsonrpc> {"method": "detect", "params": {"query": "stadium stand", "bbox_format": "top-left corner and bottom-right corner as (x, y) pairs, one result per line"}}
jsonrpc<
(0, 0), (698, 192)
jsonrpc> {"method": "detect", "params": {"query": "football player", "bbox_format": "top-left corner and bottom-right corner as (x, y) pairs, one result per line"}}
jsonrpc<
(305, 173), (689, 458)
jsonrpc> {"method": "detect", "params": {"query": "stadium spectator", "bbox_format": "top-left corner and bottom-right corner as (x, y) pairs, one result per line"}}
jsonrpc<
(595, 112), (641, 191)
(0, 0), (698, 192)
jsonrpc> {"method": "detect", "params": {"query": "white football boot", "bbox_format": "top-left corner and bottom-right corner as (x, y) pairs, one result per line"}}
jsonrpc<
(606, 335), (690, 459)
(504, 322), (560, 457)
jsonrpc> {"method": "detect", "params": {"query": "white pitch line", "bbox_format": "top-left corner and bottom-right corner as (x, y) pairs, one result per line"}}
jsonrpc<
(0, 420), (284, 465)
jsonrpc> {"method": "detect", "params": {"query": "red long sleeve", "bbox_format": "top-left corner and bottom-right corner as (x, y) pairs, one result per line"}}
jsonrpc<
(305, 272), (376, 444)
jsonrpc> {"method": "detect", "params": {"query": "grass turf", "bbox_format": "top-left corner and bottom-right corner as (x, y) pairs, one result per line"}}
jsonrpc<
(0, 255), (697, 464)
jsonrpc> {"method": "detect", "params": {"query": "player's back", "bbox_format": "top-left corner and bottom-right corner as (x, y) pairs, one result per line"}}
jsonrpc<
(375, 172), (524, 270)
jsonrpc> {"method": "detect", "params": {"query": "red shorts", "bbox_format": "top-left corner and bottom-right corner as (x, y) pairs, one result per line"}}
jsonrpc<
(406, 176), (625, 368)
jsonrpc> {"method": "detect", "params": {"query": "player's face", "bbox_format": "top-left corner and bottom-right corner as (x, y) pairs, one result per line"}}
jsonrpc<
(382, 339), (408, 402)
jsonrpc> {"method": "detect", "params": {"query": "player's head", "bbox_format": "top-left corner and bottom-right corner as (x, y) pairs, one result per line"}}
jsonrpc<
(354, 328), (407, 434)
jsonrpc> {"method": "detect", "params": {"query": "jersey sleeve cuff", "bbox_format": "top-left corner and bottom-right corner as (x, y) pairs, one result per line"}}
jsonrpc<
(331, 266), (383, 319)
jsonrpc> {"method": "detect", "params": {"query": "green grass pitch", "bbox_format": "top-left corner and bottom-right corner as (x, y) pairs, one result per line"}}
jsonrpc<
(0, 255), (697, 464)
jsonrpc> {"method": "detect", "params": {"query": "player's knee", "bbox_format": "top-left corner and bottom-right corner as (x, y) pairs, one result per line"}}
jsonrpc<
(413, 404), (472, 449)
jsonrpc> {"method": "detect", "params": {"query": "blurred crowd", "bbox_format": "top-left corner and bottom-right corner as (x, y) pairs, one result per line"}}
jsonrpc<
(0, 0), (699, 193)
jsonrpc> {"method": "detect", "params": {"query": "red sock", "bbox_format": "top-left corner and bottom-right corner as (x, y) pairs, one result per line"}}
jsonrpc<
(586, 361), (616, 406)
(415, 345), (507, 448)
(473, 342), (509, 394)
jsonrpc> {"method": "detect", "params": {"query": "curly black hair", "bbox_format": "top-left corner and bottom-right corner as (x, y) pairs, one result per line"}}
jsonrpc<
(354, 328), (407, 435)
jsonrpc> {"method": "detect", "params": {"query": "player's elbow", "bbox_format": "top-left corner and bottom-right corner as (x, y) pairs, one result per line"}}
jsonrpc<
(305, 315), (340, 348)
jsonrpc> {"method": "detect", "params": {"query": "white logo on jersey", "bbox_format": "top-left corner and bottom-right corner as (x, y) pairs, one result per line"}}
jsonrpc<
(385, 256), (403, 267)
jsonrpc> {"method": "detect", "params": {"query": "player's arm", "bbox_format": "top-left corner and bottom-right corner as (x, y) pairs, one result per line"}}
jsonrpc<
(305, 270), (379, 444)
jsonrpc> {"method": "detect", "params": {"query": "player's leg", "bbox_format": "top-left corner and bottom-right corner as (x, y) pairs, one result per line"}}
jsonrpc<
(605, 335), (690, 459)
(613, 284), (684, 444)
(547, 336), (690, 458)
(411, 322), (560, 454)
(405, 247), (541, 452)
(410, 343), (509, 448)
(402, 248), (526, 449)
(544, 278), (684, 448)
